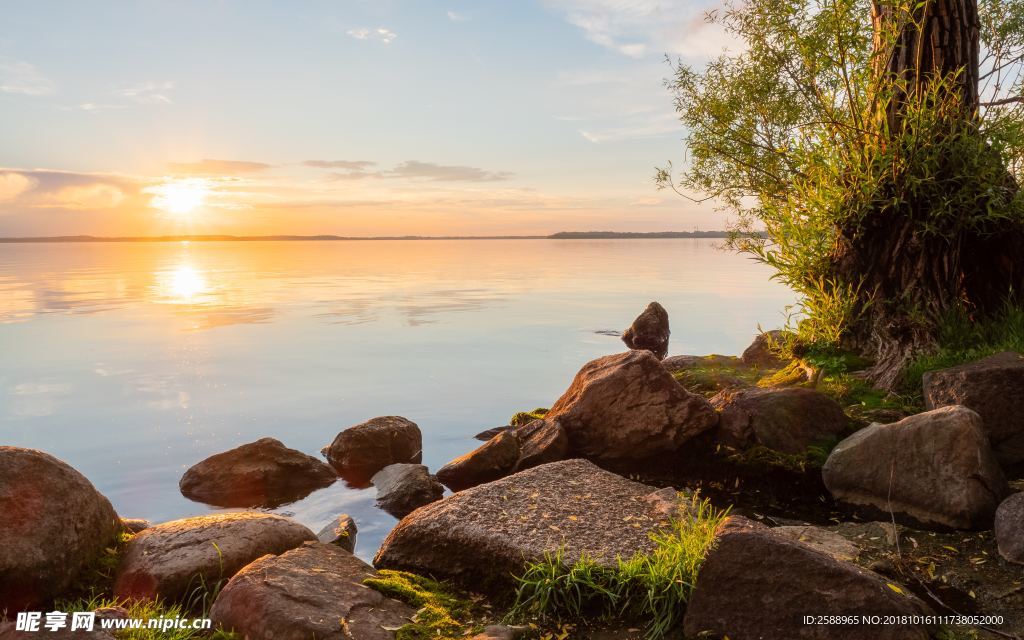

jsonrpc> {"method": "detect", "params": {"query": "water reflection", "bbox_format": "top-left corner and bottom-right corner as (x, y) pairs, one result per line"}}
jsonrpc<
(160, 264), (209, 304)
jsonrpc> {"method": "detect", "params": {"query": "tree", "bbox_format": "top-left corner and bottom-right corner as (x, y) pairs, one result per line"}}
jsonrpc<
(661, 0), (1024, 390)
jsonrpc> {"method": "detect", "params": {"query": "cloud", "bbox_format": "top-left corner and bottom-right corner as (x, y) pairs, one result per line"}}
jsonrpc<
(303, 160), (377, 170)
(39, 183), (126, 209)
(447, 10), (470, 22)
(385, 161), (513, 182)
(0, 59), (55, 95)
(347, 27), (397, 44)
(0, 168), (140, 212)
(168, 159), (273, 175)
(0, 172), (35, 201)
(117, 81), (175, 104)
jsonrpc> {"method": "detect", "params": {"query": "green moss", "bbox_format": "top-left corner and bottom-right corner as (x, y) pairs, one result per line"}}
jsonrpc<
(364, 570), (481, 640)
(53, 595), (239, 640)
(510, 408), (549, 427)
(756, 361), (812, 388)
(672, 364), (763, 398)
(509, 496), (729, 639)
(720, 440), (837, 472)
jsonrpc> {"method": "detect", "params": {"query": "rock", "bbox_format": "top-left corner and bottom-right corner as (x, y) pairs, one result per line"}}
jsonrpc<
(474, 425), (511, 441)
(683, 516), (931, 640)
(210, 541), (415, 640)
(995, 491), (1024, 564)
(316, 514), (358, 553)
(923, 351), (1024, 467)
(120, 518), (151, 534)
(641, 487), (685, 519)
(470, 626), (528, 640)
(375, 459), (675, 591)
(179, 437), (336, 508)
(514, 419), (569, 471)
(322, 416), (423, 485)
(822, 406), (1009, 529)
(114, 511), (316, 601)
(436, 429), (520, 491)
(0, 447), (121, 609)
(621, 301), (670, 359)
(372, 463), (445, 518)
(545, 351), (718, 461)
(713, 387), (850, 454)
(773, 525), (860, 561)
(740, 329), (786, 367)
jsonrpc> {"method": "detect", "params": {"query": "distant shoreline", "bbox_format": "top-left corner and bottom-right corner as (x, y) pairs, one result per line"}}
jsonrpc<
(0, 231), (750, 243)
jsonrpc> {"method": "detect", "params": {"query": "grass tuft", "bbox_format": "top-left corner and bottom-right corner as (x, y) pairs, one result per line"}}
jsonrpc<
(53, 595), (238, 640)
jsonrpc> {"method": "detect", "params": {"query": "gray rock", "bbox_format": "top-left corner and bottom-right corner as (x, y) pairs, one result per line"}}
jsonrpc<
(713, 387), (850, 454)
(436, 430), (520, 492)
(372, 463), (445, 518)
(923, 351), (1024, 467)
(995, 491), (1024, 564)
(316, 514), (358, 553)
(179, 437), (336, 508)
(375, 459), (677, 591)
(545, 351), (718, 461)
(0, 447), (120, 609)
(322, 416), (422, 486)
(822, 406), (1009, 529)
(684, 516), (931, 640)
(114, 511), (316, 601)
(210, 541), (415, 640)
(773, 525), (860, 561)
(621, 301), (670, 359)
(740, 329), (786, 367)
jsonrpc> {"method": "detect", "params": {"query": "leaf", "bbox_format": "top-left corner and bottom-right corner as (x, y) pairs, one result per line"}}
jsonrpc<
(886, 582), (904, 595)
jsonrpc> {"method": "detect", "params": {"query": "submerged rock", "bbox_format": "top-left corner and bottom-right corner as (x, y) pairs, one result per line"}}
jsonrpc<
(322, 416), (423, 485)
(114, 512), (316, 601)
(683, 516), (931, 640)
(372, 463), (445, 518)
(713, 387), (849, 454)
(545, 350), (718, 462)
(995, 492), (1024, 564)
(0, 446), (121, 609)
(436, 430), (520, 491)
(923, 351), (1024, 467)
(375, 459), (677, 591)
(179, 437), (336, 508)
(316, 513), (358, 553)
(211, 541), (415, 640)
(621, 301), (670, 359)
(822, 406), (1008, 529)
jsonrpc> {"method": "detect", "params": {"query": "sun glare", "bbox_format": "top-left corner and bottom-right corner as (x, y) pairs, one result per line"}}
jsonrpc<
(166, 265), (208, 302)
(149, 179), (211, 216)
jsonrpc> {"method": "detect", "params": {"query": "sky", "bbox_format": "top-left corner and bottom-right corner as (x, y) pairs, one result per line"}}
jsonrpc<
(0, 0), (733, 237)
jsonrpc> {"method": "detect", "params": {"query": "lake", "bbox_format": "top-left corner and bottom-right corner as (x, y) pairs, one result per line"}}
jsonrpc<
(0, 239), (795, 560)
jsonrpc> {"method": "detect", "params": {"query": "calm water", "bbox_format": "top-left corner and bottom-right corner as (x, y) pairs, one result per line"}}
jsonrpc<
(0, 239), (795, 559)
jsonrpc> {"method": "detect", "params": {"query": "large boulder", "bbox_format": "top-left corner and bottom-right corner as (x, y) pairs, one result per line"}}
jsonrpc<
(316, 514), (358, 553)
(822, 406), (1009, 529)
(923, 351), (1024, 467)
(995, 492), (1024, 564)
(621, 301), (670, 359)
(683, 517), (931, 640)
(114, 512), (316, 601)
(514, 419), (569, 471)
(436, 430), (520, 491)
(375, 459), (676, 591)
(0, 447), (121, 609)
(322, 416), (422, 485)
(545, 351), (718, 461)
(740, 329), (786, 368)
(210, 541), (415, 640)
(713, 387), (850, 453)
(372, 463), (445, 518)
(179, 437), (336, 508)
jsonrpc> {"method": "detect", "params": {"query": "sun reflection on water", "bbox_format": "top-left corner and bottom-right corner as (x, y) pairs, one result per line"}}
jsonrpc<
(159, 264), (209, 304)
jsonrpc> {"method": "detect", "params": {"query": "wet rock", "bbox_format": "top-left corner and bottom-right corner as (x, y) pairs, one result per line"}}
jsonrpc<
(621, 301), (670, 359)
(372, 463), (445, 518)
(514, 418), (569, 471)
(179, 437), (336, 508)
(436, 430), (520, 492)
(316, 513), (357, 553)
(740, 329), (786, 367)
(210, 541), (415, 640)
(995, 492), (1024, 564)
(375, 459), (675, 591)
(823, 406), (1009, 529)
(322, 416), (423, 485)
(923, 351), (1024, 467)
(120, 518), (151, 534)
(683, 517), (932, 640)
(545, 351), (718, 462)
(713, 387), (850, 454)
(0, 446), (121, 609)
(114, 512), (316, 601)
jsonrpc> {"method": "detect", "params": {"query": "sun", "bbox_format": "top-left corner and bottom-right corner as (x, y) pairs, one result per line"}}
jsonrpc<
(149, 179), (211, 216)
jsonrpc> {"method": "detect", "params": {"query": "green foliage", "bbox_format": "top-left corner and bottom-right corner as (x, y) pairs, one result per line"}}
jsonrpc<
(660, 0), (1024, 347)
(509, 496), (729, 639)
(53, 595), (238, 640)
(510, 408), (549, 427)
(670, 359), (764, 396)
(721, 440), (838, 472)
(364, 570), (480, 640)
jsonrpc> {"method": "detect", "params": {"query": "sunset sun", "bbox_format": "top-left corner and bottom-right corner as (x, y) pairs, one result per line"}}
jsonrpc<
(149, 179), (211, 216)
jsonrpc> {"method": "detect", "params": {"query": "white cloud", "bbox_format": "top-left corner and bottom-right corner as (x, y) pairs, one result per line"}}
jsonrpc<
(0, 172), (34, 202)
(347, 27), (398, 44)
(0, 59), (55, 95)
(447, 10), (470, 22)
(117, 81), (175, 104)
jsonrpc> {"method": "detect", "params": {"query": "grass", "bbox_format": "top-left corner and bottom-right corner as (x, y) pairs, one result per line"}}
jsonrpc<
(720, 441), (837, 473)
(364, 570), (482, 640)
(62, 530), (134, 602)
(670, 359), (764, 397)
(508, 496), (729, 640)
(510, 407), (549, 427)
(53, 595), (239, 640)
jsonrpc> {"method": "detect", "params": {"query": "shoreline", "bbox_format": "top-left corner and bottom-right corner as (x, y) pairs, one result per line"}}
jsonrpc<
(0, 231), (747, 243)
